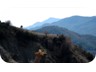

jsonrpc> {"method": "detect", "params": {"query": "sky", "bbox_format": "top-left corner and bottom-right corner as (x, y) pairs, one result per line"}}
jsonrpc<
(0, 0), (96, 27)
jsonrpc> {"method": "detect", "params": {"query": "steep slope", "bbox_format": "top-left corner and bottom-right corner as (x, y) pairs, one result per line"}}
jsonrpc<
(41, 16), (96, 36)
(26, 17), (60, 30)
(36, 26), (96, 55)
(0, 22), (94, 63)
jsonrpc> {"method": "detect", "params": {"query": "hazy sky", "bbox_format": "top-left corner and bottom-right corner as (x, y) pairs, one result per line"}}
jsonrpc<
(0, 0), (96, 27)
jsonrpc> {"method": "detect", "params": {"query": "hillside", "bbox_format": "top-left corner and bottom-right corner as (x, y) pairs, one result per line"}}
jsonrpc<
(0, 21), (94, 63)
(36, 26), (96, 55)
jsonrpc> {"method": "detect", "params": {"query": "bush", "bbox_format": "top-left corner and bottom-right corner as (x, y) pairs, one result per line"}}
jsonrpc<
(5, 20), (11, 26)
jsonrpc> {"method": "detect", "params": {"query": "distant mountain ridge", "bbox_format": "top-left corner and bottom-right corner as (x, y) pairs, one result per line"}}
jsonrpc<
(42, 16), (96, 36)
(26, 15), (96, 36)
(26, 17), (60, 30)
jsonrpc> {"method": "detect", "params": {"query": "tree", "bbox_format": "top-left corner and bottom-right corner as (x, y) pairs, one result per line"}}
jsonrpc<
(20, 25), (23, 28)
(5, 20), (11, 26)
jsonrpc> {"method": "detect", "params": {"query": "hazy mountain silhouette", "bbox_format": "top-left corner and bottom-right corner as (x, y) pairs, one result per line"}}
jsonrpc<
(26, 16), (96, 36)
(41, 16), (96, 36)
(26, 17), (60, 30)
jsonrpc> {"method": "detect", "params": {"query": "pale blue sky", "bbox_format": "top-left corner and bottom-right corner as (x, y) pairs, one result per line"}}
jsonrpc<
(0, 0), (96, 27)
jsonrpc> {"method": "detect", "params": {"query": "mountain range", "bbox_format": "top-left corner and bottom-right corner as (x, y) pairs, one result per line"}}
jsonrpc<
(26, 17), (60, 30)
(26, 16), (96, 36)
(25, 16), (96, 55)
